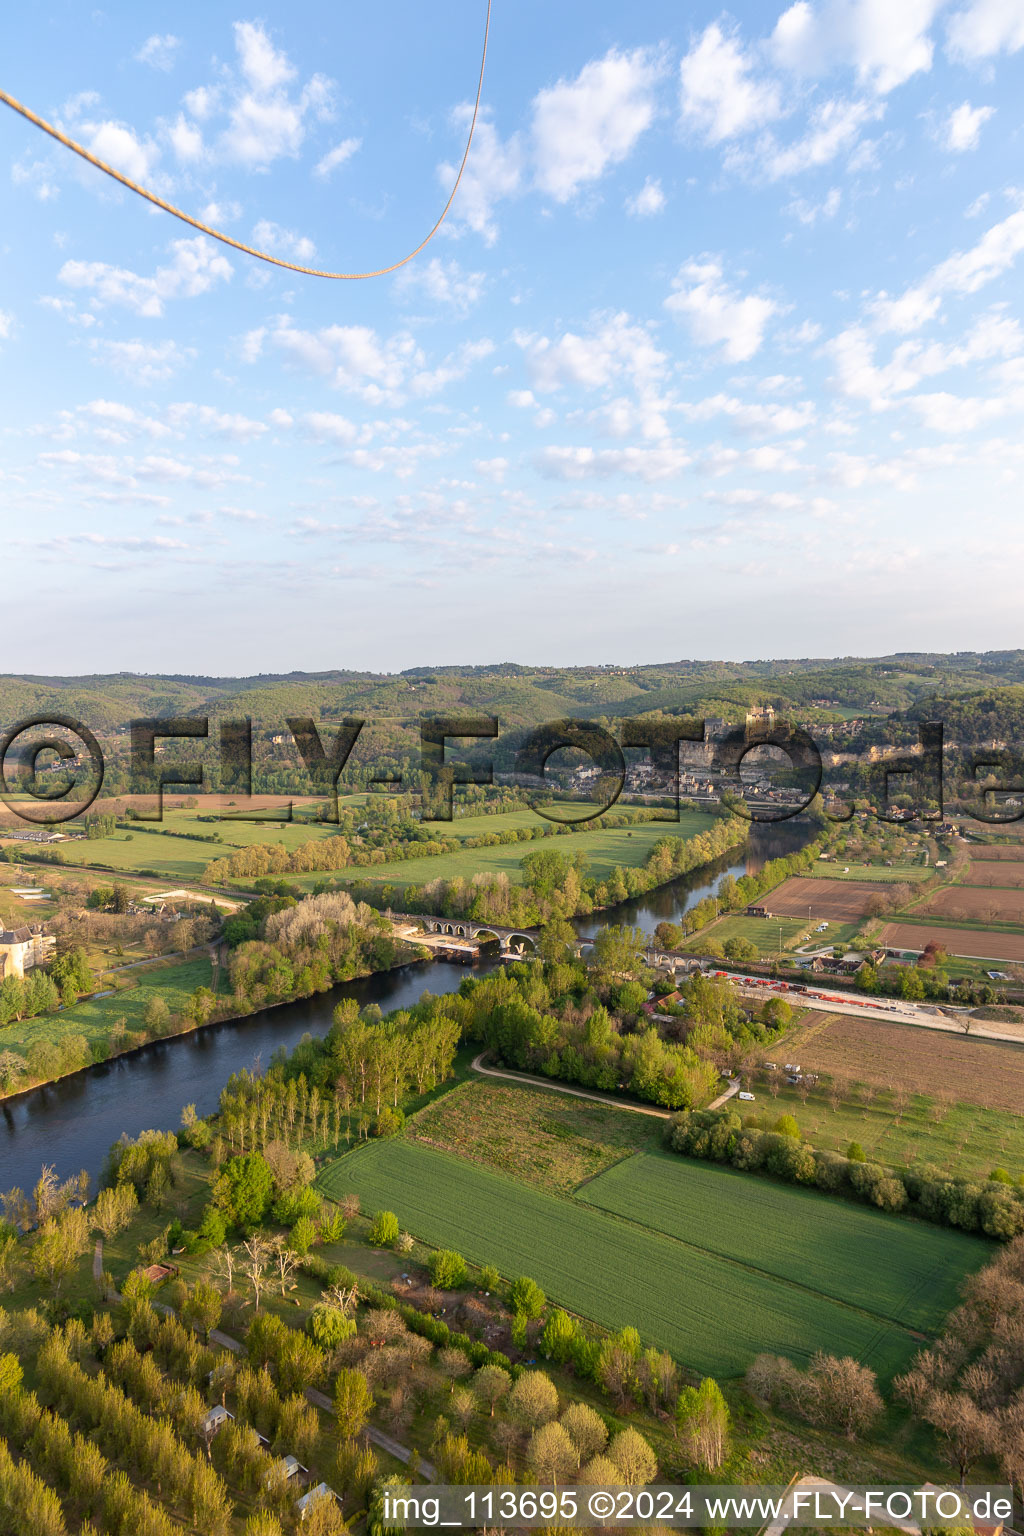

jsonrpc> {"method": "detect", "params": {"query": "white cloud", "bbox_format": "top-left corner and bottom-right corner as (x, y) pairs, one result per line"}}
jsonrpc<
(625, 177), (666, 217)
(256, 318), (423, 403)
(0, 311), (12, 342)
(58, 238), (232, 318)
(91, 338), (194, 384)
(517, 312), (667, 393)
(136, 34), (181, 71)
(771, 0), (944, 93)
(531, 46), (663, 202)
(394, 257), (485, 314)
(942, 101), (995, 151)
(746, 95), (884, 180)
(303, 412), (361, 444)
(947, 0), (1024, 59)
(536, 443), (692, 481)
(786, 186), (841, 223)
(869, 210), (1024, 333)
(438, 110), (523, 244)
(474, 457), (508, 481)
(76, 117), (161, 182)
(12, 157), (59, 201)
(830, 309), (1024, 405)
(181, 21), (338, 168)
(410, 338), (495, 397)
(313, 137), (361, 179)
(167, 114), (205, 163)
(679, 23), (783, 144)
(251, 220), (316, 262)
(666, 261), (778, 362)
(681, 393), (817, 434)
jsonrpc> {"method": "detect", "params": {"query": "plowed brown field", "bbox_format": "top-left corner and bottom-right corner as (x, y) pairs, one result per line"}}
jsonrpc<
(965, 861), (1024, 887)
(880, 920), (1024, 961)
(914, 886), (1024, 923)
(779, 1012), (1024, 1110)
(766, 876), (885, 920)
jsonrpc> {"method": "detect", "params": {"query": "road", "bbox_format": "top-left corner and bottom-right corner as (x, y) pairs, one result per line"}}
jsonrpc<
(471, 1052), (673, 1119)
(715, 971), (1024, 1045)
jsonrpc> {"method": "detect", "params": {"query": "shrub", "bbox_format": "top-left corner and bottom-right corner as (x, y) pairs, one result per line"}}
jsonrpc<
(369, 1210), (400, 1247)
(429, 1250), (468, 1289)
(374, 1106), (405, 1138)
(509, 1275), (546, 1320)
(308, 1304), (356, 1349)
(288, 1216), (317, 1256)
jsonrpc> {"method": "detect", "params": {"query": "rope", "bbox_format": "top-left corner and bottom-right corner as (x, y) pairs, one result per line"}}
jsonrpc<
(0, 1), (491, 280)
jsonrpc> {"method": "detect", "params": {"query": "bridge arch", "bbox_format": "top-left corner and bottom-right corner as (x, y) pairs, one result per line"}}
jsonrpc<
(504, 932), (538, 955)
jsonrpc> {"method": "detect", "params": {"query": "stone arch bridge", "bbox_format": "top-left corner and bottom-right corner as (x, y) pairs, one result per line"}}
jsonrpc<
(390, 912), (541, 955)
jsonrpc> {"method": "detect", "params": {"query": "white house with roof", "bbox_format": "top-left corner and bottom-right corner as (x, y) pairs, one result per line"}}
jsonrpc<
(0, 924), (55, 979)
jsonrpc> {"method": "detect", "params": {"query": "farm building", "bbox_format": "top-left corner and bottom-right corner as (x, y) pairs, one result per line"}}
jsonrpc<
(746, 904), (773, 918)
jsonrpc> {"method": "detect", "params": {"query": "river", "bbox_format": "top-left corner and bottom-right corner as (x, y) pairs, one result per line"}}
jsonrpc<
(0, 822), (808, 1192)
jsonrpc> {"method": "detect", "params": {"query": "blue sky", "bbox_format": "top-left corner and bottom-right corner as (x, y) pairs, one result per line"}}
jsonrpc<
(2, 0), (1024, 672)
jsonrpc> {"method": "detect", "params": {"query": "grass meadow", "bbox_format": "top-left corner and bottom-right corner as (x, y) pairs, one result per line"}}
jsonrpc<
(319, 808), (718, 893)
(33, 803), (719, 891)
(315, 1137), (986, 1379)
(807, 862), (932, 883)
(1, 955), (217, 1065)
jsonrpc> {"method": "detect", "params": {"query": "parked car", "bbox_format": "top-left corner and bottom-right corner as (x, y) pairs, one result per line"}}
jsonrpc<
(738, 1091), (755, 1101)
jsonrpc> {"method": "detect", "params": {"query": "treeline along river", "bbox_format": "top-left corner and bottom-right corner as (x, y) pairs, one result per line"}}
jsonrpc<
(0, 824), (808, 1192)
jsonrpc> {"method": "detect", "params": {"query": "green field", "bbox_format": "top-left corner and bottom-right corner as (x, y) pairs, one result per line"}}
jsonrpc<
(411, 1079), (664, 1192)
(1, 955), (216, 1066)
(40, 804), (719, 892)
(700, 912), (863, 957)
(807, 862), (931, 883)
(316, 1138), (986, 1379)
(755, 1085), (1024, 1182)
(47, 807), (351, 881)
(321, 809), (719, 892)
(579, 1152), (983, 1332)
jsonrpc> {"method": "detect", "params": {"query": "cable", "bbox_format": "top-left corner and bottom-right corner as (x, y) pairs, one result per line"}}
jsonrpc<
(0, 0), (491, 280)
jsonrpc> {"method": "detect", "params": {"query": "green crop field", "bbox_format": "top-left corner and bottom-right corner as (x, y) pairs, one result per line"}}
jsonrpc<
(752, 1084), (1024, 1183)
(317, 809), (719, 892)
(579, 1152), (984, 1332)
(316, 1138), (986, 1378)
(807, 862), (931, 883)
(50, 806), (356, 881)
(1, 955), (216, 1067)
(699, 913), (863, 957)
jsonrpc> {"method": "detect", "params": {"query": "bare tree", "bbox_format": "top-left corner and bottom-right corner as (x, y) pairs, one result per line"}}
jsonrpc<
(240, 1236), (272, 1310)
(922, 1390), (1000, 1482)
(208, 1244), (239, 1295)
(270, 1235), (301, 1298)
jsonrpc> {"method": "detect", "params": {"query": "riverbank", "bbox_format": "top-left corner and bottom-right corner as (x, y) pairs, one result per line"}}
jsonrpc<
(0, 943), (430, 1104)
(0, 821), (812, 1193)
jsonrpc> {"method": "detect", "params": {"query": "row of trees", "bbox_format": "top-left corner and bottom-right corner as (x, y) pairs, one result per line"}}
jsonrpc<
(354, 814), (749, 929)
(668, 1106), (1024, 1238)
(894, 1231), (1024, 1500)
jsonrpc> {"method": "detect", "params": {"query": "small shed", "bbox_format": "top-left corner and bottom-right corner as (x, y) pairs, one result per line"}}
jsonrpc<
(297, 1483), (337, 1519)
(202, 1405), (234, 1436)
